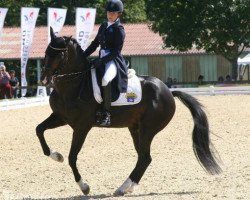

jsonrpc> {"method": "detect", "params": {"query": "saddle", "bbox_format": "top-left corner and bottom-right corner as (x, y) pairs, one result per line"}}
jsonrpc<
(91, 68), (142, 106)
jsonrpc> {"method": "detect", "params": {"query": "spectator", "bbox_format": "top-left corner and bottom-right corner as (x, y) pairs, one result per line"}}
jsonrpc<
(9, 70), (19, 98)
(218, 76), (224, 83)
(198, 75), (204, 85)
(225, 74), (232, 82)
(166, 77), (173, 88)
(0, 65), (12, 99)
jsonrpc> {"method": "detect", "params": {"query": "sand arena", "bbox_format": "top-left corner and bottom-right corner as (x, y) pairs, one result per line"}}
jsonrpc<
(0, 95), (249, 200)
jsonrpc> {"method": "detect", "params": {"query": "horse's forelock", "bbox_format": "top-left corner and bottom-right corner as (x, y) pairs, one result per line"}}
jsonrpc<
(51, 37), (67, 48)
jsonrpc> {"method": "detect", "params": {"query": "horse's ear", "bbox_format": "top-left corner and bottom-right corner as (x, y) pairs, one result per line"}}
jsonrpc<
(50, 26), (56, 41)
(65, 36), (72, 45)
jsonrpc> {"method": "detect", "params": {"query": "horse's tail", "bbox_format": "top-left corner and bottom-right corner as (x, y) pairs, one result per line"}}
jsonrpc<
(172, 90), (222, 175)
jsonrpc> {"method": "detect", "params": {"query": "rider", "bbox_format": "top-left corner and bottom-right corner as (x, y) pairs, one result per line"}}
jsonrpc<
(84, 0), (128, 126)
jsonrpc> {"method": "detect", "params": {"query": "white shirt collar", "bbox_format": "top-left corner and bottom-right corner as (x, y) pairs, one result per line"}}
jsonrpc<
(107, 18), (119, 28)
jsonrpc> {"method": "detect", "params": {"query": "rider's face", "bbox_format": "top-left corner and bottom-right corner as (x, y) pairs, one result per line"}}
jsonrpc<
(107, 12), (119, 22)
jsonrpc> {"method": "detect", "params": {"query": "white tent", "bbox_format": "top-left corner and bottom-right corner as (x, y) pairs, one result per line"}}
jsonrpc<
(237, 53), (250, 80)
(238, 53), (250, 65)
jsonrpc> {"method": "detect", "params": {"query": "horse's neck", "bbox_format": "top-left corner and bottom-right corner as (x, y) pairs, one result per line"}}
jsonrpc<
(63, 44), (85, 74)
(54, 74), (83, 101)
(54, 43), (90, 99)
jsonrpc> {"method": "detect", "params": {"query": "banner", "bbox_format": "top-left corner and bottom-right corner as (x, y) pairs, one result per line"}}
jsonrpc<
(0, 8), (8, 39)
(76, 8), (96, 50)
(48, 8), (67, 43)
(21, 7), (39, 97)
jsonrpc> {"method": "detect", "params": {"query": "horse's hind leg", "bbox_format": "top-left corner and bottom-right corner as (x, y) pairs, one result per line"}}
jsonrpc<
(115, 124), (156, 196)
(36, 113), (66, 162)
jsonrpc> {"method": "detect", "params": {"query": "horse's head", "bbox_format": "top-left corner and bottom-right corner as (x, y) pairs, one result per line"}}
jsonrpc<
(41, 27), (72, 85)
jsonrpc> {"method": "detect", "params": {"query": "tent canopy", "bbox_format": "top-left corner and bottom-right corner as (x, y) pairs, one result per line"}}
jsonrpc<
(238, 53), (250, 65)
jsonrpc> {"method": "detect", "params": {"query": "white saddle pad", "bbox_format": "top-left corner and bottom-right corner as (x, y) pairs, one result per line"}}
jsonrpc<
(91, 68), (142, 106)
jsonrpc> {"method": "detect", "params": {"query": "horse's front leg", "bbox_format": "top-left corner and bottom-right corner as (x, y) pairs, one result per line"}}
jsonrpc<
(36, 113), (66, 162)
(68, 127), (91, 195)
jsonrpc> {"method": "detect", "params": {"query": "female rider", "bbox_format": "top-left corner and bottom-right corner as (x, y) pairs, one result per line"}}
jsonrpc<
(84, 0), (127, 126)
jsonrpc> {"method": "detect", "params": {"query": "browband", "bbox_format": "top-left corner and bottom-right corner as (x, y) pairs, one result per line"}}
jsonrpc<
(49, 45), (67, 51)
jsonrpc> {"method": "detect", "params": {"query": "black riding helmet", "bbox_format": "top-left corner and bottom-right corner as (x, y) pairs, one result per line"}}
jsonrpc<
(106, 0), (124, 12)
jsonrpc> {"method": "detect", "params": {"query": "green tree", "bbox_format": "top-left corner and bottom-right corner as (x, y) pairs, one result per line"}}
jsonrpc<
(1, 0), (146, 26)
(146, 0), (250, 80)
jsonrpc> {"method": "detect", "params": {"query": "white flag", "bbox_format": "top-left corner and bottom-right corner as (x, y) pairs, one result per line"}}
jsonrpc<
(48, 8), (67, 43)
(76, 8), (96, 50)
(0, 8), (8, 39)
(21, 7), (39, 97)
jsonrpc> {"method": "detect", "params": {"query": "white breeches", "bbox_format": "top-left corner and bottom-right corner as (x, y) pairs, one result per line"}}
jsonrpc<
(100, 49), (117, 86)
(102, 61), (117, 86)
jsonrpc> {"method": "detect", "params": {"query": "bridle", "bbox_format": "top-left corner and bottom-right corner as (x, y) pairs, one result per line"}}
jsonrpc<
(48, 45), (67, 51)
(44, 41), (95, 82)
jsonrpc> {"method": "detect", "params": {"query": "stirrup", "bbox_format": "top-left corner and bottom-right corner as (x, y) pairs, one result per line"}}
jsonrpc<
(99, 112), (111, 127)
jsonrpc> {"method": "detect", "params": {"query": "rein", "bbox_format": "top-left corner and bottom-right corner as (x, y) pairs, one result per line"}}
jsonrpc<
(53, 64), (96, 83)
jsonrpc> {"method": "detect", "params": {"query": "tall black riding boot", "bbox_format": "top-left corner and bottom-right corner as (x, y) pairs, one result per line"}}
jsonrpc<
(100, 84), (111, 126)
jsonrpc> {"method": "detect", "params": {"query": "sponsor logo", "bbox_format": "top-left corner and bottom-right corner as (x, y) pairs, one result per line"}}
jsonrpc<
(126, 92), (137, 102)
(53, 12), (63, 22)
(24, 11), (36, 24)
(80, 11), (91, 22)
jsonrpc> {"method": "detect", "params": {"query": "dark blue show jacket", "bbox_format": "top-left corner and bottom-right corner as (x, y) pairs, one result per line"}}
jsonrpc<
(84, 19), (128, 94)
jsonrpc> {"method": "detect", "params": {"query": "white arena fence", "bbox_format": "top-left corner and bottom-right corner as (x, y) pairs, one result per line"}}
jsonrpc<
(1, 86), (250, 111)
(170, 85), (250, 95)
(0, 96), (49, 111)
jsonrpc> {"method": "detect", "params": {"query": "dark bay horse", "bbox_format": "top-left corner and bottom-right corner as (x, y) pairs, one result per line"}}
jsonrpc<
(36, 28), (221, 196)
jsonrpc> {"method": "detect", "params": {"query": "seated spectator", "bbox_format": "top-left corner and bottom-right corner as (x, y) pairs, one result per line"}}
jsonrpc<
(218, 76), (224, 83)
(225, 75), (232, 82)
(9, 70), (19, 98)
(0, 65), (12, 99)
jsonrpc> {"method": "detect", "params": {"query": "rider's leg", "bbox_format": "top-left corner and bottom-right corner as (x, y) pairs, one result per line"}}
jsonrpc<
(100, 61), (117, 126)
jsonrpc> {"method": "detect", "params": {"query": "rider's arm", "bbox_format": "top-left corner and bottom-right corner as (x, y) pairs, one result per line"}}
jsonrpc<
(84, 24), (104, 57)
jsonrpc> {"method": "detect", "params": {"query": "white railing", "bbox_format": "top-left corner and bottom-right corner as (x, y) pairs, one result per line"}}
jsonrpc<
(170, 86), (250, 95)
(1, 86), (250, 111)
(0, 96), (49, 111)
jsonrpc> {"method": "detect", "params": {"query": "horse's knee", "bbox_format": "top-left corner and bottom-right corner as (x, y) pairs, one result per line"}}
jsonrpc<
(36, 124), (44, 136)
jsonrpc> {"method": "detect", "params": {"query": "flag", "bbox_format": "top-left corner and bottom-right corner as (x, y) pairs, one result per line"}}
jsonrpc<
(21, 7), (39, 97)
(0, 8), (8, 40)
(48, 8), (67, 43)
(76, 8), (96, 50)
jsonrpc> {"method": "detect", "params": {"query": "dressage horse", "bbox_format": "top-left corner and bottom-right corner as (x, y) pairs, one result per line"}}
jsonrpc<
(36, 28), (221, 196)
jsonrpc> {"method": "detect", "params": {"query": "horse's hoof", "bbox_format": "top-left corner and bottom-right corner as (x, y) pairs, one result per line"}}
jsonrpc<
(82, 185), (90, 195)
(77, 178), (90, 195)
(49, 150), (64, 162)
(114, 189), (125, 196)
(114, 178), (137, 196)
